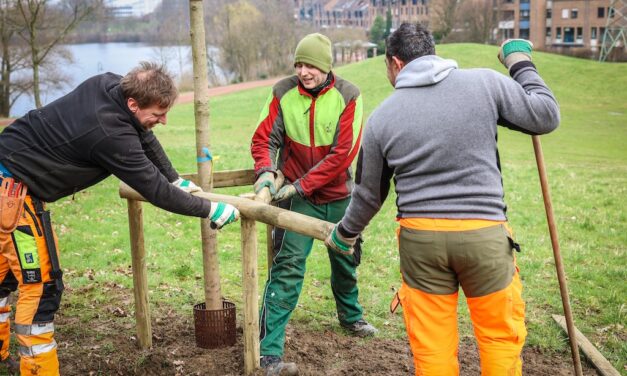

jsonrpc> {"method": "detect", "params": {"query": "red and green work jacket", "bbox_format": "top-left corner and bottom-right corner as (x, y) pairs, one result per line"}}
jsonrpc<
(251, 74), (363, 204)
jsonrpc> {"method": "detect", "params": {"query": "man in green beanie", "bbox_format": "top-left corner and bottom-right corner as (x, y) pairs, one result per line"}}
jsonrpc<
(251, 32), (376, 375)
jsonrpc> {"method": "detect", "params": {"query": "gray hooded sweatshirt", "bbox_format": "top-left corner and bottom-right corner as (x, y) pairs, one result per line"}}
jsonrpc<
(340, 56), (560, 235)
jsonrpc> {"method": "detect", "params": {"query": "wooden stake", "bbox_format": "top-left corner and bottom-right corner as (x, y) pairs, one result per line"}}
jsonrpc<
(532, 136), (583, 376)
(241, 216), (260, 374)
(253, 171), (285, 273)
(181, 169), (256, 188)
(127, 199), (152, 349)
(189, 0), (221, 310)
(552, 315), (621, 376)
(119, 183), (335, 242)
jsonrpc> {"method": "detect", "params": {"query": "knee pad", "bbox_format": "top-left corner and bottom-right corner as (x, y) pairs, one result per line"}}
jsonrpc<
(33, 282), (63, 323)
(0, 272), (18, 298)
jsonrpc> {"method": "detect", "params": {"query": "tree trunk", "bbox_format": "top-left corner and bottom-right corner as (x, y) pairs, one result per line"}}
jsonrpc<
(32, 54), (41, 108)
(189, 0), (222, 311)
(0, 43), (10, 117)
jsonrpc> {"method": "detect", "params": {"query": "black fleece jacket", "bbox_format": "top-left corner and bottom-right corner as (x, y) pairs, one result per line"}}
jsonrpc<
(0, 73), (211, 218)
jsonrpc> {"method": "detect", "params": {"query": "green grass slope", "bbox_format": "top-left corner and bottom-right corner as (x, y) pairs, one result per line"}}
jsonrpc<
(55, 44), (626, 372)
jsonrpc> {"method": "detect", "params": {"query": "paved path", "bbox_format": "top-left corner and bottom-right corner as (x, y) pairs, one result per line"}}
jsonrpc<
(0, 77), (281, 127)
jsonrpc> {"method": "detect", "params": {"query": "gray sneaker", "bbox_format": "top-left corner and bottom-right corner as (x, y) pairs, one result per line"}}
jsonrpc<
(341, 318), (378, 337)
(260, 355), (299, 376)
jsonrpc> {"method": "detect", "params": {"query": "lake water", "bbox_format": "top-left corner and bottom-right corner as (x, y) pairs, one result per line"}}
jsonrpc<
(10, 42), (226, 117)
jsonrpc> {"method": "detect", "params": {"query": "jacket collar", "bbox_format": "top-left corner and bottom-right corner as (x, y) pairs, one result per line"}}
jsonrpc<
(110, 83), (147, 134)
(297, 72), (335, 98)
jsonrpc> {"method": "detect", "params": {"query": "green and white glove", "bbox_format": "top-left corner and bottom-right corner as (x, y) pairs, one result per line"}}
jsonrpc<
(208, 202), (240, 229)
(253, 171), (277, 195)
(498, 39), (533, 70)
(325, 223), (357, 255)
(272, 184), (297, 202)
(172, 177), (202, 193)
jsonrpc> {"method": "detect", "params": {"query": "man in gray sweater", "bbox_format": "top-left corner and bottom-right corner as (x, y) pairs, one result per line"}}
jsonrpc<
(326, 23), (559, 375)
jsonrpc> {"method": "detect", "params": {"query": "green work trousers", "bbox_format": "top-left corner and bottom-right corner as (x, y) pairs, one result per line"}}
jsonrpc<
(259, 195), (363, 356)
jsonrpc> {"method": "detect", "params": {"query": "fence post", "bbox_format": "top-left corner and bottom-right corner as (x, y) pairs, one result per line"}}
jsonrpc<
(127, 199), (152, 349)
(241, 216), (260, 374)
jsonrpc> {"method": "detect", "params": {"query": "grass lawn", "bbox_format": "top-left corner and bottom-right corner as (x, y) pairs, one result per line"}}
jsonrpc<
(53, 44), (626, 372)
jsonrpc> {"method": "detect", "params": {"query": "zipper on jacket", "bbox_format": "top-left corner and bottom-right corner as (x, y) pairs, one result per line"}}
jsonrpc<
(308, 98), (316, 166)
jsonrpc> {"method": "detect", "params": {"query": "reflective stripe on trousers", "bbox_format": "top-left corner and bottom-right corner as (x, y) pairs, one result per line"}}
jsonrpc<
(0, 297), (9, 323)
(19, 340), (57, 357)
(15, 322), (55, 336)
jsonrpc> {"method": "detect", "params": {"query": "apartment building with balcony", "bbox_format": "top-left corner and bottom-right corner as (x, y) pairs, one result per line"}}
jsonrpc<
(294, 0), (370, 28)
(368, 0), (430, 29)
(294, 0), (430, 30)
(497, 0), (612, 54)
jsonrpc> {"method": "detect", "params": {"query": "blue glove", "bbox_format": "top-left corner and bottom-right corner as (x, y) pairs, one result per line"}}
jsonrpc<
(272, 184), (297, 202)
(498, 39), (533, 70)
(208, 202), (240, 229)
(325, 223), (357, 255)
(253, 172), (277, 195)
(172, 177), (202, 193)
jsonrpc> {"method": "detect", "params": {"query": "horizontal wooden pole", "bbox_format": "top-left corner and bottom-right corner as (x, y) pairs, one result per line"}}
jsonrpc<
(119, 182), (334, 242)
(181, 169), (256, 188)
(552, 315), (621, 376)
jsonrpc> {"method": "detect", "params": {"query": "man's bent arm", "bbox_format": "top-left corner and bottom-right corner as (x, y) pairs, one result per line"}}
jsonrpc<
(495, 61), (560, 135)
(251, 93), (284, 175)
(139, 130), (179, 182)
(340, 122), (392, 236)
(91, 132), (211, 217)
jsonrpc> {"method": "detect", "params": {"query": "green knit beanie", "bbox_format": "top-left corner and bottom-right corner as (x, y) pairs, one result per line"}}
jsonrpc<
(294, 33), (333, 73)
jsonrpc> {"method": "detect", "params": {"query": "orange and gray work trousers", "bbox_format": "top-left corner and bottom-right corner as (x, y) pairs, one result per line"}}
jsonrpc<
(0, 193), (62, 375)
(396, 219), (526, 376)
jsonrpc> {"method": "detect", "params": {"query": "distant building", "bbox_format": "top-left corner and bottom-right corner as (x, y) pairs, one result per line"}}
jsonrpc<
(105, 0), (162, 17)
(368, 0), (430, 30)
(497, 0), (612, 54)
(296, 0), (620, 58)
(294, 0), (430, 29)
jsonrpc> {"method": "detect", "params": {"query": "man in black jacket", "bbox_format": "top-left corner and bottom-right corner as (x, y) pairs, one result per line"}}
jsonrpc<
(0, 62), (239, 375)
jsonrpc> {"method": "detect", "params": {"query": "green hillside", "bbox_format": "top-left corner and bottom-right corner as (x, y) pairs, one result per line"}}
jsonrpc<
(56, 44), (626, 372)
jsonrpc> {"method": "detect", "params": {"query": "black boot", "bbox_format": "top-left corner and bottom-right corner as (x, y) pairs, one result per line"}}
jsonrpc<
(260, 355), (298, 376)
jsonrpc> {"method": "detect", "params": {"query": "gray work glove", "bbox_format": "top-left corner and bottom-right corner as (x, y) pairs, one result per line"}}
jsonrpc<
(325, 223), (357, 255)
(208, 202), (240, 229)
(273, 184), (297, 202)
(498, 39), (533, 70)
(253, 171), (277, 195)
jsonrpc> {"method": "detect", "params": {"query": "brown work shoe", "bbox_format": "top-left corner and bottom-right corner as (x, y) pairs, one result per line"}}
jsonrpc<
(261, 355), (298, 376)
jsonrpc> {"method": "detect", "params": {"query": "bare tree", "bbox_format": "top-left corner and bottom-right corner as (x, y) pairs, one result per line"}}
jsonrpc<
(16, 0), (100, 108)
(458, 0), (496, 43)
(0, 0), (31, 117)
(431, 0), (459, 42)
(253, 0), (298, 78)
(213, 0), (264, 82)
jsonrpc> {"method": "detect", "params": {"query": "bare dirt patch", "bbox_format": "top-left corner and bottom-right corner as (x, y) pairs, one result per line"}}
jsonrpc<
(52, 285), (596, 376)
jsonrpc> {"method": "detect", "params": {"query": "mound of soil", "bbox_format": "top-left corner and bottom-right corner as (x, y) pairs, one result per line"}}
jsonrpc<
(52, 288), (596, 375)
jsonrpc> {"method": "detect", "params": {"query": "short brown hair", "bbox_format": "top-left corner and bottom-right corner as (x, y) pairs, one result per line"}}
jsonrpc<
(120, 61), (178, 108)
(386, 23), (435, 64)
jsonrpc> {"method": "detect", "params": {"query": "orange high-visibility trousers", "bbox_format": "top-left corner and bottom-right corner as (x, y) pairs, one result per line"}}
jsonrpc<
(0, 195), (62, 376)
(397, 221), (526, 376)
(399, 275), (526, 376)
